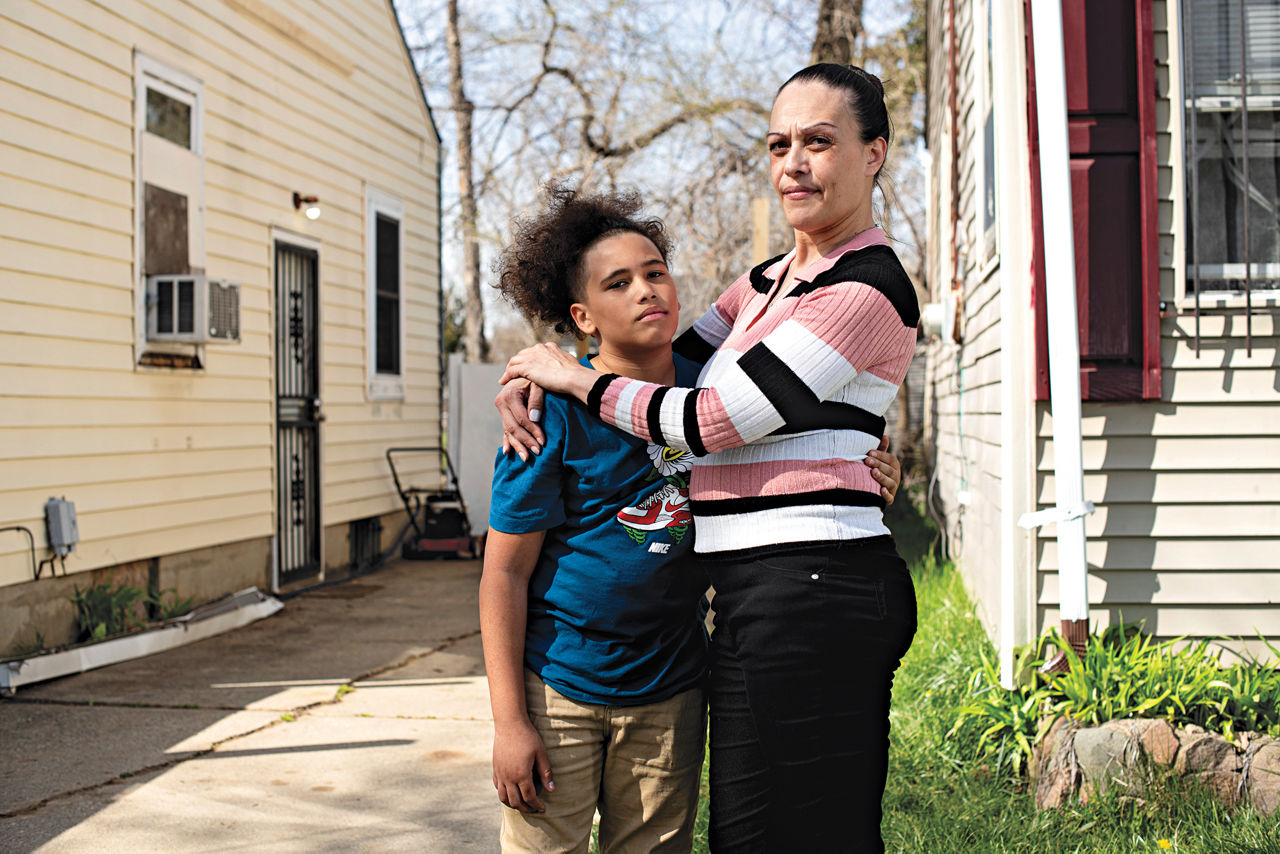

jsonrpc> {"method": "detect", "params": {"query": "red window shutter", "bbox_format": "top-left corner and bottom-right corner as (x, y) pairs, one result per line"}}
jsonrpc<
(1028, 0), (1160, 401)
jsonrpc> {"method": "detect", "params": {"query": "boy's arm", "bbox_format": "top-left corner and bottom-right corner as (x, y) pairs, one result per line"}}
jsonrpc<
(479, 528), (553, 813)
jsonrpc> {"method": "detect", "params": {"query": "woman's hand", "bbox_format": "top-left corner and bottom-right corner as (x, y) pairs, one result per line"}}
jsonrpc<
(500, 343), (597, 399)
(499, 343), (599, 417)
(865, 436), (903, 506)
(495, 378), (546, 462)
(492, 718), (555, 813)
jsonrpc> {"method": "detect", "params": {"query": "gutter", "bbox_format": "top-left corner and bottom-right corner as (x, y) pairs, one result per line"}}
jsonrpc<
(1018, 0), (1095, 669)
(1, 588), (282, 696)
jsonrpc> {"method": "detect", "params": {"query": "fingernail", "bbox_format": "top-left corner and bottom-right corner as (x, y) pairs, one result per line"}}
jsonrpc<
(546, 781), (555, 791)
(531, 444), (541, 456)
(529, 409), (541, 422)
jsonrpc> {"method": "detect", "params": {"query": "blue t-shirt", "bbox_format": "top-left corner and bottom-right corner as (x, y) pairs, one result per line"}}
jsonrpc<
(488, 354), (708, 706)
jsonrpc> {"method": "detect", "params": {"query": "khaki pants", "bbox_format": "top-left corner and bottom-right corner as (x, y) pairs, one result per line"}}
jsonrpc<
(500, 670), (706, 854)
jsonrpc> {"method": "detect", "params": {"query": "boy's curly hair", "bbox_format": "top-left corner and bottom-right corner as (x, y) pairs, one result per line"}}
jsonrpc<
(494, 184), (672, 339)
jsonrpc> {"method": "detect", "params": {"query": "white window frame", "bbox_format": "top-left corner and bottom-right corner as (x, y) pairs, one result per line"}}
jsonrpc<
(134, 53), (206, 365)
(366, 187), (406, 400)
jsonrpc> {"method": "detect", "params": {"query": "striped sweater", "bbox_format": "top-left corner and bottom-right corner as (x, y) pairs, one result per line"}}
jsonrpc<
(586, 227), (920, 556)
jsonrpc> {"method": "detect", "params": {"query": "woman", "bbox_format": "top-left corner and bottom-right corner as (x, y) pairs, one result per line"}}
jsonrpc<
(500, 64), (918, 852)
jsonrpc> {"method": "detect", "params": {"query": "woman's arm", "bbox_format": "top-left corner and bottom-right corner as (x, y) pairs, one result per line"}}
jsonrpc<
(670, 283), (743, 367)
(495, 271), (760, 460)
(502, 280), (916, 457)
(479, 528), (553, 813)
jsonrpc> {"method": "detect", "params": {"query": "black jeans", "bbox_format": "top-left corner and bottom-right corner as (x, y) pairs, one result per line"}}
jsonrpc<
(706, 536), (917, 853)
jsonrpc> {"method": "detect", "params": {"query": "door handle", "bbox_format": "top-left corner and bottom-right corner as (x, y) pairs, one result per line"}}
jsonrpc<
(310, 397), (326, 422)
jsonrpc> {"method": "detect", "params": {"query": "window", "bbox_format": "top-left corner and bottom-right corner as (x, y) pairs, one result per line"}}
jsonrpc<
(375, 214), (401, 375)
(980, 0), (998, 263)
(1182, 0), (1280, 298)
(146, 86), (192, 148)
(366, 189), (405, 399)
(134, 54), (205, 365)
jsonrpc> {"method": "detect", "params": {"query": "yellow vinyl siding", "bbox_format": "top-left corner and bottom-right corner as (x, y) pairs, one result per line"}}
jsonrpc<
(0, 0), (440, 587)
(923, 0), (1009, 635)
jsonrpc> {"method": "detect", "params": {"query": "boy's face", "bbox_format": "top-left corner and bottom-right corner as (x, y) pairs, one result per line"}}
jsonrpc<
(571, 231), (680, 352)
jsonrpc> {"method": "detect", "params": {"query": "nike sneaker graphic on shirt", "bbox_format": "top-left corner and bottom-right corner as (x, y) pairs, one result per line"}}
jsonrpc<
(617, 483), (692, 532)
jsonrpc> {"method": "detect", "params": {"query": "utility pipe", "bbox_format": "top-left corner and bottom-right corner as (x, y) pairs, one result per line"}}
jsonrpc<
(1019, 0), (1094, 669)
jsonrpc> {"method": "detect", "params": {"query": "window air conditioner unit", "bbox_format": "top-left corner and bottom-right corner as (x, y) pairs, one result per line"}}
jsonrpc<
(146, 274), (240, 343)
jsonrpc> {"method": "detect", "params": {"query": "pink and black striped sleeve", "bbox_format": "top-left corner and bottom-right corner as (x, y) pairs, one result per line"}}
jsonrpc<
(672, 270), (754, 367)
(587, 279), (917, 456)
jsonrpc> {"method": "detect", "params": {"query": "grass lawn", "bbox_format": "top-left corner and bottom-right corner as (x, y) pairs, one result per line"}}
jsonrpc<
(679, 495), (1280, 853)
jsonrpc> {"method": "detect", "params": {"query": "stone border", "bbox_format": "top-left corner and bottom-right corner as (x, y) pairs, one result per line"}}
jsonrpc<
(1032, 717), (1279, 815)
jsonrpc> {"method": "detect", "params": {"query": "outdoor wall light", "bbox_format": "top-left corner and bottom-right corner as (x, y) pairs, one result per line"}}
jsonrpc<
(292, 192), (321, 220)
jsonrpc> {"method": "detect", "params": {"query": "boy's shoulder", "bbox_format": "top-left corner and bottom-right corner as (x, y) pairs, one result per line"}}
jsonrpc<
(672, 352), (701, 386)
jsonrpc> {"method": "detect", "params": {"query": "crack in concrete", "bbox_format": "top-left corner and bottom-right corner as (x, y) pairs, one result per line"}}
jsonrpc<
(3, 697), (246, 712)
(0, 630), (484, 820)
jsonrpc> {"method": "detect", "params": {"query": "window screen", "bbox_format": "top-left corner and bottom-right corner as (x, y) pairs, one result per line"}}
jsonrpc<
(146, 86), (192, 149)
(375, 213), (401, 375)
(1184, 0), (1280, 292)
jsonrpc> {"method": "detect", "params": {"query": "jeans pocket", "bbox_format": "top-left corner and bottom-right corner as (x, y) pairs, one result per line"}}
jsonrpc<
(823, 570), (888, 622)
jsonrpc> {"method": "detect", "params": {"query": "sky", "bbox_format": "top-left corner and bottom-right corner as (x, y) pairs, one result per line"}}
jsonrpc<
(391, 0), (922, 342)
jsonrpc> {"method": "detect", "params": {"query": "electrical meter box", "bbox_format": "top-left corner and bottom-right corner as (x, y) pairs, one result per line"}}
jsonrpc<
(45, 497), (79, 556)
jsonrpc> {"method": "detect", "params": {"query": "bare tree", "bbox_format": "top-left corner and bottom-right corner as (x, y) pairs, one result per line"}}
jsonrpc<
(811, 0), (865, 63)
(405, 0), (925, 366)
(445, 0), (487, 361)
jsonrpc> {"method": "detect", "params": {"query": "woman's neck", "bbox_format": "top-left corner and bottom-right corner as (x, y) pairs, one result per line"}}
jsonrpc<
(791, 210), (877, 271)
(591, 342), (674, 385)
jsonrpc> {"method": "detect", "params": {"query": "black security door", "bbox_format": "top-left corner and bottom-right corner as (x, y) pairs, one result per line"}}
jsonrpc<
(275, 242), (322, 584)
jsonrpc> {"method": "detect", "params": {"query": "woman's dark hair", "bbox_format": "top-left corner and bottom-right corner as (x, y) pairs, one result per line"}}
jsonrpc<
(495, 185), (672, 339)
(777, 63), (892, 175)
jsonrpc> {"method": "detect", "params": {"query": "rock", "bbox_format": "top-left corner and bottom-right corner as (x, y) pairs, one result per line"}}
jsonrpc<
(1075, 726), (1138, 795)
(1197, 770), (1241, 805)
(1139, 720), (1180, 766)
(1033, 717), (1074, 774)
(1175, 731), (1234, 775)
(1036, 768), (1075, 809)
(1033, 717), (1081, 808)
(1247, 743), (1280, 815)
(1101, 719), (1179, 767)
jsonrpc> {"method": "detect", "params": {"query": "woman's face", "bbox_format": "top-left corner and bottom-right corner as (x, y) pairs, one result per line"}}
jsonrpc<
(768, 80), (885, 240)
(570, 231), (680, 353)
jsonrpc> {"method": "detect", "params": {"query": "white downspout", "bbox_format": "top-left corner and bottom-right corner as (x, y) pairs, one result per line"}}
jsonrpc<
(1019, 0), (1095, 668)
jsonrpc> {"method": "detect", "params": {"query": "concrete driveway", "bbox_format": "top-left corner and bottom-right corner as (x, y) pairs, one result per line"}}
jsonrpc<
(0, 559), (502, 853)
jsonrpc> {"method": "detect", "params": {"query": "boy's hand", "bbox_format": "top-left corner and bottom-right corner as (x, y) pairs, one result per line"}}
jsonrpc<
(493, 719), (555, 813)
(865, 436), (902, 506)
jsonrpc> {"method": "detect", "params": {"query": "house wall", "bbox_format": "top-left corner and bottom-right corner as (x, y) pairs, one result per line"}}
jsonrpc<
(0, 0), (441, 647)
(1034, 0), (1280, 656)
(926, 0), (1279, 662)
(924, 0), (1010, 640)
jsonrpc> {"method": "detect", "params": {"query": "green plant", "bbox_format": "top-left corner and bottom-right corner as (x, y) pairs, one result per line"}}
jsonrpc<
(880, 551), (1280, 853)
(948, 622), (1280, 774)
(146, 587), (195, 621)
(71, 577), (146, 642)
